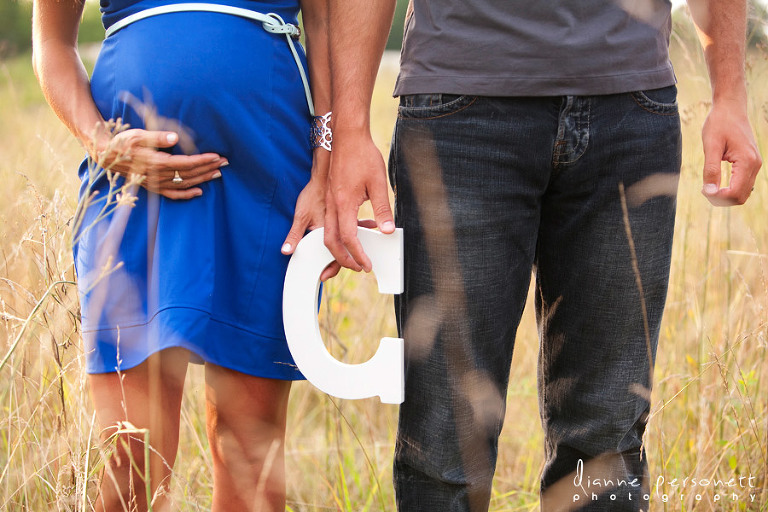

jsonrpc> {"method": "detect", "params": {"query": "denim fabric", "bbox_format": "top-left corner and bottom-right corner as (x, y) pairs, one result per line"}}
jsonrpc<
(388, 88), (682, 511)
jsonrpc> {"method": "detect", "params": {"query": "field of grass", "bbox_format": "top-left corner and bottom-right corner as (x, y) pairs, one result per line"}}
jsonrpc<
(2, 14), (768, 511)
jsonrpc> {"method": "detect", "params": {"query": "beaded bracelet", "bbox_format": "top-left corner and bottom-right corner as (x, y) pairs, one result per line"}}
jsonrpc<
(310, 112), (332, 152)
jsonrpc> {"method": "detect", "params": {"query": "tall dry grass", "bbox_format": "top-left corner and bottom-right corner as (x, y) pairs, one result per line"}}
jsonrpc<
(1, 11), (768, 511)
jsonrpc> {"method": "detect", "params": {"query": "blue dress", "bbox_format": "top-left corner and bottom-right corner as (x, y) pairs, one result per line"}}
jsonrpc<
(75, 0), (310, 379)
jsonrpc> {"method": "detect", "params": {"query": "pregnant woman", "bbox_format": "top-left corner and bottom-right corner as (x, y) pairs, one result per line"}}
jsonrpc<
(32, 0), (330, 509)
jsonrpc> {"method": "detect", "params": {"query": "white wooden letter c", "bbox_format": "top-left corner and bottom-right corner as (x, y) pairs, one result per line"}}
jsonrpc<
(282, 227), (405, 404)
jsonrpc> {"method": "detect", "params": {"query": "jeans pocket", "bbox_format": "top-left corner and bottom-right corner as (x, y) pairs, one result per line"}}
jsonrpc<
(398, 94), (477, 120)
(630, 85), (678, 116)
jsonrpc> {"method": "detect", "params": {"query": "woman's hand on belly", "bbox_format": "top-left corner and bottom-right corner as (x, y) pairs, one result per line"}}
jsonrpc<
(92, 127), (227, 200)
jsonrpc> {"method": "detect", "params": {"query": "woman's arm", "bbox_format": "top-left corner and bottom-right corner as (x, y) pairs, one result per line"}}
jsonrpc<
(32, 0), (104, 148)
(32, 0), (225, 199)
(282, 0), (334, 256)
(302, 0), (331, 118)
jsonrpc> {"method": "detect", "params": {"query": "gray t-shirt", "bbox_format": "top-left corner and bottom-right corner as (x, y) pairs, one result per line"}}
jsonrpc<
(393, 0), (676, 97)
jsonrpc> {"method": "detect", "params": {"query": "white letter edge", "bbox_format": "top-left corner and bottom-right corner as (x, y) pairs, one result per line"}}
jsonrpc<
(282, 227), (404, 404)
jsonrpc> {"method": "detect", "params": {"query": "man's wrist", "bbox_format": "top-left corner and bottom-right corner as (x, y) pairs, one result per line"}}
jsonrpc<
(332, 124), (373, 142)
(709, 88), (749, 117)
(711, 88), (748, 106)
(330, 103), (372, 132)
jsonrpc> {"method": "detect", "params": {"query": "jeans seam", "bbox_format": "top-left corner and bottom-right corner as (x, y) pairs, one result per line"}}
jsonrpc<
(389, 121), (399, 199)
(552, 97), (591, 168)
(630, 93), (678, 116)
(398, 97), (478, 121)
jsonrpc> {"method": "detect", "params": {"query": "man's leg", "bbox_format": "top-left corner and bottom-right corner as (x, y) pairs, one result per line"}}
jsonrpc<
(390, 94), (556, 511)
(536, 88), (682, 511)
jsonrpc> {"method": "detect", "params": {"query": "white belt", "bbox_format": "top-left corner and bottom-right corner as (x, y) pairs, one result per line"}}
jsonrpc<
(105, 3), (314, 115)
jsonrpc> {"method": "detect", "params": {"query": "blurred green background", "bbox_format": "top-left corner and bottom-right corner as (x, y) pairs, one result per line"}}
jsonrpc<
(2, 0), (766, 59)
(0, 0), (410, 58)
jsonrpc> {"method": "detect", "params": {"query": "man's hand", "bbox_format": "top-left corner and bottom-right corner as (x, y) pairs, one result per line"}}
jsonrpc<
(686, 0), (762, 205)
(700, 100), (761, 206)
(324, 0), (397, 279)
(324, 130), (395, 278)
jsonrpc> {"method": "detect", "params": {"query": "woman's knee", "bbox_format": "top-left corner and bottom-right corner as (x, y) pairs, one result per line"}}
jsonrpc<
(206, 395), (288, 470)
(204, 367), (291, 488)
(96, 428), (172, 511)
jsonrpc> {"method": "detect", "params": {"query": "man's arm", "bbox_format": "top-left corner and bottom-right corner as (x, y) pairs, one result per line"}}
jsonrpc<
(323, 0), (397, 277)
(687, 0), (762, 205)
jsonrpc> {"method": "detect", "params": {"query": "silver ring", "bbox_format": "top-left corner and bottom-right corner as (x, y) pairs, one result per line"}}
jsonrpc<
(172, 170), (183, 184)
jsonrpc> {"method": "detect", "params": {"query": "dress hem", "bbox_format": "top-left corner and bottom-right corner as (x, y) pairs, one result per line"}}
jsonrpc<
(83, 305), (304, 380)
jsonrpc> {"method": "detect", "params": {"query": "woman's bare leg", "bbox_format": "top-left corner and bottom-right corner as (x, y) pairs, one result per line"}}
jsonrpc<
(90, 347), (190, 511)
(205, 364), (292, 512)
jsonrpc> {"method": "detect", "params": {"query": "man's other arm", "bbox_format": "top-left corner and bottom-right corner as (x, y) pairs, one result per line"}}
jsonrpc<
(687, 0), (762, 205)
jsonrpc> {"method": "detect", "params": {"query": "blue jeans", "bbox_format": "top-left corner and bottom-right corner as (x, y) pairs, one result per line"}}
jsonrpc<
(388, 88), (682, 511)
